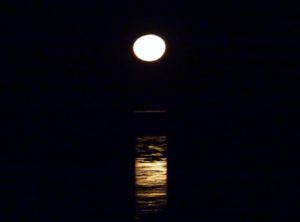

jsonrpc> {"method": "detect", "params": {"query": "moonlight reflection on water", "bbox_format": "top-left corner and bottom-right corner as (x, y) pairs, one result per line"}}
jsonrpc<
(135, 136), (167, 221)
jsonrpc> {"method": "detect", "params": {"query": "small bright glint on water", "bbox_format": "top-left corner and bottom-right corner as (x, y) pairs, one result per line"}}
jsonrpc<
(133, 34), (166, 62)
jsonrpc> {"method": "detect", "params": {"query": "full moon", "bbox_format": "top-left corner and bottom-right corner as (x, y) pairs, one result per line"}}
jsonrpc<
(133, 34), (166, 62)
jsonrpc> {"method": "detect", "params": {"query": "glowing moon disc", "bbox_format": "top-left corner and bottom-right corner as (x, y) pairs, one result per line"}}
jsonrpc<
(133, 34), (166, 62)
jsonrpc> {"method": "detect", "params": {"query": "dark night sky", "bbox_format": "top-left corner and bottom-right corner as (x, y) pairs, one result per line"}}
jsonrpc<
(1, 1), (299, 111)
(1, 1), (299, 221)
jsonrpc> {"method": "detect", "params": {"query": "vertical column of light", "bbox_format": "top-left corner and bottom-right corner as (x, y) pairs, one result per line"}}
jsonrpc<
(135, 136), (168, 220)
(132, 34), (168, 221)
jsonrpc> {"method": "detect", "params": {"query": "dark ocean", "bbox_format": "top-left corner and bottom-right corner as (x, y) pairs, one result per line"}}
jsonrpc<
(1, 109), (297, 222)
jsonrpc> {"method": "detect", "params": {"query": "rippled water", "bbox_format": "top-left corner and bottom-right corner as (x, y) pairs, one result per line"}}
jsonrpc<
(135, 136), (167, 221)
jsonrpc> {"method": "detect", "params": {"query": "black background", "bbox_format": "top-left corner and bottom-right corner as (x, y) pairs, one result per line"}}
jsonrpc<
(1, 1), (299, 221)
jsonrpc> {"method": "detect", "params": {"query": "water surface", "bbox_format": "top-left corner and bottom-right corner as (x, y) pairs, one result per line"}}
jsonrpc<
(135, 136), (167, 221)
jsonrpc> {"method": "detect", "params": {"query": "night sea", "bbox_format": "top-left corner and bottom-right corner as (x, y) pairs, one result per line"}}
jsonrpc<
(1, 1), (299, 221)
